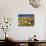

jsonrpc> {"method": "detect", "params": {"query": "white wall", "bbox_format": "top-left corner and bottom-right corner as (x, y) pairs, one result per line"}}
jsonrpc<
(0, 0), (46, 40)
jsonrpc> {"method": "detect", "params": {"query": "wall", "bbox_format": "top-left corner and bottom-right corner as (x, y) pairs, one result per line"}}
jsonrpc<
(0, 0), (46, 40)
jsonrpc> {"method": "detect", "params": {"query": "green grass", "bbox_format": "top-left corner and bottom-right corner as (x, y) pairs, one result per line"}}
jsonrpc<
(18, 17), (34, 26)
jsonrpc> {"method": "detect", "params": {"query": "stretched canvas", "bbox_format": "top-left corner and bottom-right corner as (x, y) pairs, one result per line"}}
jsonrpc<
(18, 14), (34, 26)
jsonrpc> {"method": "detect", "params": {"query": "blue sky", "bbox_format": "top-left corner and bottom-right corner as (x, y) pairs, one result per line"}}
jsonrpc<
(18, 14), (34, 18)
